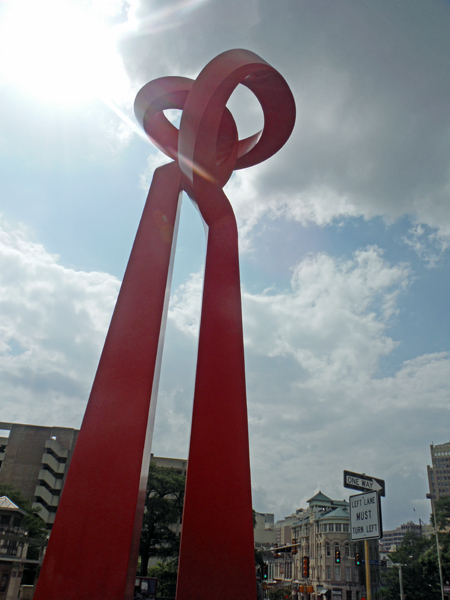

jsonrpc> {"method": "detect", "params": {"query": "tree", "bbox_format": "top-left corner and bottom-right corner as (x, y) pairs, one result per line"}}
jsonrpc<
(139, 462), (186, 576)
(433, 496), (450, 534)
(0, 484), (47, 539)
(268, 586), (291, 600)
(379, 531), (440, 600)
(148, 559), (178, 598)
(432, 496), (450, 587)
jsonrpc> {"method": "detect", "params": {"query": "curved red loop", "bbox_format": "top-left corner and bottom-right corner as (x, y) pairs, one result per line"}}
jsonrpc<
(134, 49), (296, 220)
(178, 49), (296, 187)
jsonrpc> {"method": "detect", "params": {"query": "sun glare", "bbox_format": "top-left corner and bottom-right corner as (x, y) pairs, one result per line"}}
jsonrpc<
(0, 0), (129, 105)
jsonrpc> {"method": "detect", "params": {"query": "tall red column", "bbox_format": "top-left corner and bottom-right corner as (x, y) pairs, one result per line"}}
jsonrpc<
(176, 189), (255, 599)
(33, 163), (182, 600)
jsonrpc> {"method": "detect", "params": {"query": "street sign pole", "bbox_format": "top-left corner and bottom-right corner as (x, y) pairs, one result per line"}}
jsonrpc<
(344, 472), (385, 600)
(364, 539), (371, 600)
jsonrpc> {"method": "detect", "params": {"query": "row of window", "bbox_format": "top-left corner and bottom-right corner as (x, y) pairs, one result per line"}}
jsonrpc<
(320, 523), (349, 533)
(271, 561), (358, 583)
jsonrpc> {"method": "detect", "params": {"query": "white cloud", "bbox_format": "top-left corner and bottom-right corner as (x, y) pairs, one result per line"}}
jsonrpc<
(164, 244), (449, 525)
(0, 218), (120, 426)
(118, 0), (450, 258)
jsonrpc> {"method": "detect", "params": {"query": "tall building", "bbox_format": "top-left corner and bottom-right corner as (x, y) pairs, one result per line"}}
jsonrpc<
(426, 441), (450, 514)
(0, 422), (79, 528)
(0, 421), (187, 529)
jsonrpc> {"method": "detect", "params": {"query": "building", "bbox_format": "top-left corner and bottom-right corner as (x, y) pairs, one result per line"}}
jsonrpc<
(0, 421), (186, 530)
(266, 492), (380, 600)
(379, 521), (423, 553)
(0, 422), (79, 528)
(427, 441), (450, 514)
(254, 512), (275, 549)
(0, 496), (46, 600)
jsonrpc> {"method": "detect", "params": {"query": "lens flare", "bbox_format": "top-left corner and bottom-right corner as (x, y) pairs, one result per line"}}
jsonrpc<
(0, 0), (129, 105)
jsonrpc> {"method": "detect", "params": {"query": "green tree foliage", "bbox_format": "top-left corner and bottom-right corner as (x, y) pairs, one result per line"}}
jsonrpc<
(139, 462), (186, 576)
(0, 484), (47, 539)
(433, 496), (450, 583)
(379, 531), (443, 600)
(433, 496), (450, 533)
(267, 586), (291, 600)
(148, 559), (178, 598)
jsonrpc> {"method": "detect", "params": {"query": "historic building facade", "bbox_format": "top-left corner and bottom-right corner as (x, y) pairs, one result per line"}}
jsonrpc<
(266, 492), (380, 600)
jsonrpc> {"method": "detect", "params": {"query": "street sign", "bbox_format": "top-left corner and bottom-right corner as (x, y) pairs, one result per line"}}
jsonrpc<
(349, 491), (382, 540)
(344, 470), (385, 496)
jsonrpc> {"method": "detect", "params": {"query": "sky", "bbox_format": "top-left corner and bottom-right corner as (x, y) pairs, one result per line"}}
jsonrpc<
(0, 0), (449, 531)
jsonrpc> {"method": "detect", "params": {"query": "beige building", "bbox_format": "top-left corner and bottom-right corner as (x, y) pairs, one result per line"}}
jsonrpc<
(379, 520), (426, 553)
(0, 422), (79, 528)
(0, 421), (186, 530)
(266, 492), (380, 600)
(254, 512), (275, 548)
(427, 440), (450, 514)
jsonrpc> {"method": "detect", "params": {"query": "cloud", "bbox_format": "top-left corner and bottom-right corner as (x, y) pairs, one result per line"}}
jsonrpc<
(0, 218), (120, 426)
(118, 0), (450, 256)
(164, 243), (448, 525)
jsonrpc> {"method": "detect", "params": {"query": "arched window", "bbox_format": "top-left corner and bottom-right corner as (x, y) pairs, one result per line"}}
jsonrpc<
(326, 542), (330, 556)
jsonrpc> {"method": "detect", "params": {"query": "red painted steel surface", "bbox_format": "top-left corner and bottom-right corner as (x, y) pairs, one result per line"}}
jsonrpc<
(34, 49), (294, 600)
(33, 163), (182, 600)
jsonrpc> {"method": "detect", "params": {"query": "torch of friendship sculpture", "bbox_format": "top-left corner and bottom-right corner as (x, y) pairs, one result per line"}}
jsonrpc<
(34, 49), (295, 600)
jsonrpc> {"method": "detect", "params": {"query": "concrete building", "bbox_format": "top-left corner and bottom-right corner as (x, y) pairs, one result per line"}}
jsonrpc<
(0, 422), (79, 528)
(254, 512), (275, 548)
(427, 440), (450, 514)
(379, 521), (423, 553)
(0, 421), (187, 530)
(266, 492), (380, 600)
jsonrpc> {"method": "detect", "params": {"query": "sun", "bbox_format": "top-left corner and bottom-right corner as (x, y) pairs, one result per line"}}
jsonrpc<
(0, 0), (129, 105)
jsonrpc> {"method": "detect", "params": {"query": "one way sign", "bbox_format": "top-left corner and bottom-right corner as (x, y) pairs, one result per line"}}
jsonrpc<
(344, 470), (385, 496)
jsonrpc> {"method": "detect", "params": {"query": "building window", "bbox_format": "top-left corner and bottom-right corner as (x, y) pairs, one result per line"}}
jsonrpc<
(326, 542), (330, 556)
(322, 524), (328, 532)
(329, 524), (334, 532)
(335, 523), (342, 532)
(326, 566), (331, 580)
(334, 565), (341, 580)
(345, 543), (350, 557)
(343, 524), (349, 532)
(345, 566), (352, 581)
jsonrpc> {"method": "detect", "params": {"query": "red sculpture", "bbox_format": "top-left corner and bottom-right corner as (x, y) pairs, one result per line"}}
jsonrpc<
(33, 49), (295, 600)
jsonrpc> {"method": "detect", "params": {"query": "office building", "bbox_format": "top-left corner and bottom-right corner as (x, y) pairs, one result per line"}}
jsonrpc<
(426, 441), (450, 514)
(0, 421), (186, 529)
(379, 521), (423, 553)
(0, 422), (79, 528)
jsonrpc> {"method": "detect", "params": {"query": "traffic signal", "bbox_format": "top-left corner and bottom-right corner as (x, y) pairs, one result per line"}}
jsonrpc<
(355, 553), (361, 566)
(302, 556), (309, 578)
(273, 543), (280, 559)
(292, 538), (297, 555)
(335, 549), (340, 564)
(263, 564), (268, 580)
